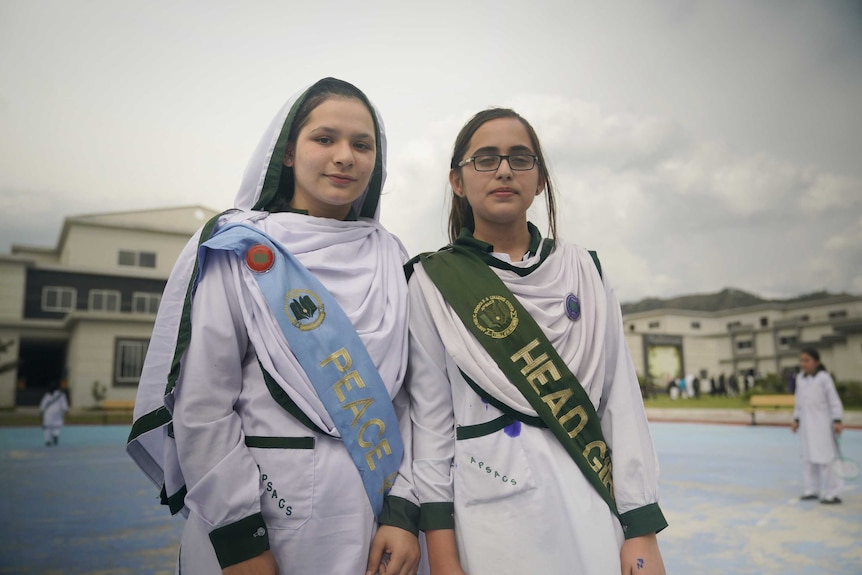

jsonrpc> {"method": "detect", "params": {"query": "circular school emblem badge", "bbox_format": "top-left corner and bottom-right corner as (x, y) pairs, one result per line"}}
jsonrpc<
(245, 244), (274, 273)
(565, 293), (581, 321)
(285, 289), (325, 331)
(472, 295), (518, 339)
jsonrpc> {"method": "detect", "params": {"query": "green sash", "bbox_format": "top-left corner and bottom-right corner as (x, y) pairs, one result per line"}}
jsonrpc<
(420, 244), (617, 516)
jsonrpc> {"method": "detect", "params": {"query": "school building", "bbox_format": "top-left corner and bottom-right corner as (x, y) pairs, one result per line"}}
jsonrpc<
(623, 293), (862, 386)
(0, 206), (218, 409)
(2, 206), (860, 409)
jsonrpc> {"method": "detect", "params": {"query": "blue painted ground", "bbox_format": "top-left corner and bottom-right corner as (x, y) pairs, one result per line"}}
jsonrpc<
(0, 423), (859, 574)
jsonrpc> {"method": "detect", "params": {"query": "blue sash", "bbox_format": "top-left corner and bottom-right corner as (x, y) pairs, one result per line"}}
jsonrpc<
(198, 223), (403, 518)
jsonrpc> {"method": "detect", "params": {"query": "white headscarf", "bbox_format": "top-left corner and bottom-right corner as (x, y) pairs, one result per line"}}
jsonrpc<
(126, 77), (397, 495)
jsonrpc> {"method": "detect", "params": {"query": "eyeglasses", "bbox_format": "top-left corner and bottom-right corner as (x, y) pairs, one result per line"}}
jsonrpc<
(457, 154), (539, 172)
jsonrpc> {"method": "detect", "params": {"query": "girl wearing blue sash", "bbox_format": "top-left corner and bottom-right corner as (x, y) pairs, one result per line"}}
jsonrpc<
(127, 78), (421, 575)
(406, 109), (667, 574)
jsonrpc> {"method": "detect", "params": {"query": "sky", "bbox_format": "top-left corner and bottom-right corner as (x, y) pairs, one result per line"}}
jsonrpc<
(1, 0), (861, 304)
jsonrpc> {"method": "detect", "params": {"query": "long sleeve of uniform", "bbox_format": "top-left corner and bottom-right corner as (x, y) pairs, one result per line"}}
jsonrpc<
(822, 372), (844, 423)
(596, 274), (667, 539)
(172, 251), (269, 567)
(405, 277), (457, 531)
(379, 381), (422, 534)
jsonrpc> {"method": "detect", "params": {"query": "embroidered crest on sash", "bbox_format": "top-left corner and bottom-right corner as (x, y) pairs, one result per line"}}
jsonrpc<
(472, 295), (518, 339)
(285, 289), (325, 331)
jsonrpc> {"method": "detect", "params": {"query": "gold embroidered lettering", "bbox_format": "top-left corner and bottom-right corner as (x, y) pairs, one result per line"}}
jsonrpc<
(559, 405), (588, 438)
(510, 339), (545, 375)
(320, 347), (352, 372)
(358, 419), (385, 448)
(364, 439), (392, 471)
(541, 389), (574, 417)
(379, 471), (398, 493)
(343, 398), (374, 427)
(526, 360), (562, 389)
(584, 440), (607, 472)
(333, 371), (365, 402)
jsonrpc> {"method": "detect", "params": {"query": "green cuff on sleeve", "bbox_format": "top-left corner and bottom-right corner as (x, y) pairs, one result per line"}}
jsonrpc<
(209, 512), (270, 568)
(619, 502), (668, 540)
(418, 502), (455, 531)
(379, 495), (420, 536)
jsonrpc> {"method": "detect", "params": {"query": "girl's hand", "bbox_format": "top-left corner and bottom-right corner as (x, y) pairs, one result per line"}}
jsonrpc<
(222, 550), (278, 575)
(366, 525), (420, 575)
(620, 533), (665, 575)
(791, 420), (799, 433)
(834, 421), (843, 436)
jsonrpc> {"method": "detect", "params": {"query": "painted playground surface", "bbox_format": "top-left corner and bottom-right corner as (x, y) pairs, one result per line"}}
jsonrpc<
(0, 423), (859, 575)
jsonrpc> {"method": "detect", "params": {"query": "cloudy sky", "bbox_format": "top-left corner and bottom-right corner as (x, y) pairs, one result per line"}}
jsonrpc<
(1, 0), (860, 304)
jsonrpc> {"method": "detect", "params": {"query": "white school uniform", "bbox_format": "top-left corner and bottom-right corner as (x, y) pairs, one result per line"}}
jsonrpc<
(127, 80), (417, 574)
(408, 238), (663, 574)
(794, 369), (844, 499)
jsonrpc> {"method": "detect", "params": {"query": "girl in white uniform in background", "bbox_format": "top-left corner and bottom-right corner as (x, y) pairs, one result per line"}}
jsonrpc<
(127, 78), (421, 575)
(406, 109), (667, 575)
(792, 347), (844, 504)
(39, 381), (68, 446)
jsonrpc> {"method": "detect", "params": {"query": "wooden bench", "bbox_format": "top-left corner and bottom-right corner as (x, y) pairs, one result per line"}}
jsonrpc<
(748, 394), (795, 425)
(100, 399), (135, 411)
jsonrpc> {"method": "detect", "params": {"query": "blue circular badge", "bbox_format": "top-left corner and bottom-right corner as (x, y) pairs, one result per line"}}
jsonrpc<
(565, 293), (581, 321)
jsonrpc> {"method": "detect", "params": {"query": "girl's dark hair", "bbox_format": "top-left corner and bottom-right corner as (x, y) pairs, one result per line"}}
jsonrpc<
(267, 78), (379, 212)
(800, 347), (827, 373)
(447, 108), (557, 243)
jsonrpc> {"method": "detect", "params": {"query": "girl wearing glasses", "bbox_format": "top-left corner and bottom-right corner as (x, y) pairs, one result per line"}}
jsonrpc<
(405, 109), (667, 574)
(127, 78), (421, 575)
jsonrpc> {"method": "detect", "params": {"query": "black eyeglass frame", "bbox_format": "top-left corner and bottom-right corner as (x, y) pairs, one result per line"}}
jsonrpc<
(457, 154), (539, 172)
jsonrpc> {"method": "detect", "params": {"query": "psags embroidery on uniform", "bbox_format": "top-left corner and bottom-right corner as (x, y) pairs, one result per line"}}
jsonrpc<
(468, 456), (518, 486)
(285, 289), (325, 331)
(261, 472), (294, 516)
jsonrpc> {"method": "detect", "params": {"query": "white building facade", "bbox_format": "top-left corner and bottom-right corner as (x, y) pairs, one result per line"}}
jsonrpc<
(623, 296), (862, 387)
(0, 206), (217, 408)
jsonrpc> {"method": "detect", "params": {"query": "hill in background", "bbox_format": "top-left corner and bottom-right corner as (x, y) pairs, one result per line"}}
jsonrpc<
(620, 288), (847, 315)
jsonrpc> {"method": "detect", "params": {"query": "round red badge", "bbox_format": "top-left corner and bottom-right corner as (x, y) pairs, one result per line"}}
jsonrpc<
(245, 244), (274, 272)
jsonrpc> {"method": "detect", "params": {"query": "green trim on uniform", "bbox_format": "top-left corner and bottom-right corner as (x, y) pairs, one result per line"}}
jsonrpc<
(451, 224), (555, 277)
(259, 361), (324, 434)
(420, 241), (618, 516)
(456, 414), (515, 440)
(164, 484), (187, 516)
(209, 512), (271, 569)
(618, 502), (668, 539)
(166, 210), (233, 394)
(379, 495), (421, 536)
(244, 436), (315, 449)
(588, 250), (602, 280)
(418, 502), (455, 531)
(460, 370), (546, 428)
(127, 405), (171, 443)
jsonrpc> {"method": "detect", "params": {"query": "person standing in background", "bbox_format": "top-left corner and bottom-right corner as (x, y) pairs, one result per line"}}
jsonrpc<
(791, 347), (844, 504)
(39, 381), (68, 446)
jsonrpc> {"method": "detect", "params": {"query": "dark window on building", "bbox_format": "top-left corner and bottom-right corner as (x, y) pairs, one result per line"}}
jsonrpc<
(118, 250), (136, 266)
(89, 289), (120, 312)
(115, 339), (149, 386)
(727, 321), (741, 330)
(736, 340), (753, 350)
(779, 335), (798, 347)
(629, 324), (636, 332)
(42, 286), (76, 312)
(799, 315), (809, 322)
(760, 316), (768, 327)
(132, 292), (161, 314)
(828, 310), (847, 319)
(118, 250), (157, 268)
(691, 321), (701, 329)
(648, 321), (660, 329)
(139, 251), (157, 268)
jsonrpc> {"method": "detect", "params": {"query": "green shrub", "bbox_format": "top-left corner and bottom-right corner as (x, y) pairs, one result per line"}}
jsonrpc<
(836, 381), (862, 407)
